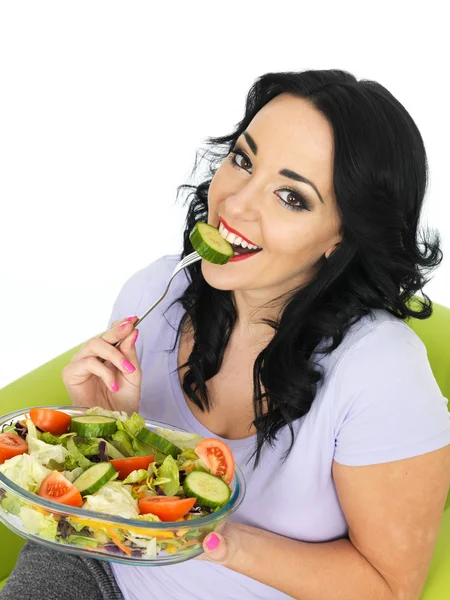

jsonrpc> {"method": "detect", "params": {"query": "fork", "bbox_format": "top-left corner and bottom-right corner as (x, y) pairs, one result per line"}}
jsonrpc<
(114, 250), (201, 349)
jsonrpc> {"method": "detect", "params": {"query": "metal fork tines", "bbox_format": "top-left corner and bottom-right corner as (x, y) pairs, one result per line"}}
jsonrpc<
(114, 251), (201, 348)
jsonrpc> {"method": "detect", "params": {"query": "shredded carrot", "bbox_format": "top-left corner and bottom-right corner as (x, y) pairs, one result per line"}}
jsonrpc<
(105, 527), (133, 556)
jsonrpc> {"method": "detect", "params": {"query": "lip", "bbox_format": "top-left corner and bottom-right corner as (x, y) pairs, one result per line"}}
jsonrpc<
(219, 217), (259, 247)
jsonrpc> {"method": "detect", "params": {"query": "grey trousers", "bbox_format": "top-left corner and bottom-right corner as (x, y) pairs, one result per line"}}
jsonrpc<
(0, 540), (124, 600)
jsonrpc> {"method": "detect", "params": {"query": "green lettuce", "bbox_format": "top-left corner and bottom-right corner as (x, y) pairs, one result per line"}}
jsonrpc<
(155, 427), (203, 450)
(82, 481), (139, 519)
(110, 430), (134, 457)
(27, 436), (69, 467)
(158, 455), (180, 496)
(121, 412), (146, 438)
(19, 505), (58, 540)
(123, 532), (157, 558)
(122, 469), (152, 485)
(65, 437), (93, 470)
(66, 534), (100, 548)
(59, 466), (84, 483)
(1, 492), (26, 516)
(25, 418), (40, 441)
(0, 453), (51, 492)
(135, 513), (161, 522)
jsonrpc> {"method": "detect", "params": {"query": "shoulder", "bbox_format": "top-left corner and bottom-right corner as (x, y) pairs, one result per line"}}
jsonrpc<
(330, 309), (433, 400)
(323, 309), (426, 378)
(331, 310), (450, 463)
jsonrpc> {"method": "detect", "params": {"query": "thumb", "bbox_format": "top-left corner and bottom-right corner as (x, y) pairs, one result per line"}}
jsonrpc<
(202, 532), (229, 563)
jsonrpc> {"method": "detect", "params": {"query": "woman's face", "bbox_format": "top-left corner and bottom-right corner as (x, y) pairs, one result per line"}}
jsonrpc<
(203, 93), (342, 300)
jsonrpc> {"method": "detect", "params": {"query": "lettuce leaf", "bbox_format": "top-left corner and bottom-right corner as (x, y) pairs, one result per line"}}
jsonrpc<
(158, 455), (180, 496)
(27, 436), (69, 467)
(122, 412), (146, 438)
(110, 430), (134, 457)
(135, 513), (161, 522)
(0, 453), (51, 492)
(82, 481), (139, 519)
(19, 505), (58, 540)
(122, 469), (152, 485)
(155, 427), (203, 450)
(1, 492), (26, 516)
(65, 437), (93, 470)
(123, 533), (157, 558)
(25, 418), (40, 441)
(59, 466), (84, 483)
(66, 534), (100, 548)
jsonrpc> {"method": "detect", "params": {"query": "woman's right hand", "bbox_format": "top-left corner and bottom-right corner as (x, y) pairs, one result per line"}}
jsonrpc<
(62, 316), (142, 416)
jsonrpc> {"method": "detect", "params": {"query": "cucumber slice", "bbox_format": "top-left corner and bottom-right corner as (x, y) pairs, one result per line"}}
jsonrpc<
(72, 462), (118, 496)
(189, 222), (233, 265)
(70, 416), (117, 438)
(183, 470), (231, 508)
(136, 428), (182, 459)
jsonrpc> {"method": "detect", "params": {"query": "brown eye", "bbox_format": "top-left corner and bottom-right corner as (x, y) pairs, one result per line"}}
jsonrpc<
(230, 150), (253, 173)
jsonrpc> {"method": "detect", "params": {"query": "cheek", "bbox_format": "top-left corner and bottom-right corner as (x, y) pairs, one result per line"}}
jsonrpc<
(265, 223), (317, 256)
(207, 165), (228, 208)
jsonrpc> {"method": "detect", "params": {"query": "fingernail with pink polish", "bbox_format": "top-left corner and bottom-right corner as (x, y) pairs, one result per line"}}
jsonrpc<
(126, 315), (137, 321)
(122, 359), (136, 373)
(111, 381), (119, 392)
(205, 533), (220, 551)
(120, 321), (129, 328)
(132, 330), (139, 345)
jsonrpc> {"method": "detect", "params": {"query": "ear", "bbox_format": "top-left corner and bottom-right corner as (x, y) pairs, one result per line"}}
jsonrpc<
(324, 238), (342, 260)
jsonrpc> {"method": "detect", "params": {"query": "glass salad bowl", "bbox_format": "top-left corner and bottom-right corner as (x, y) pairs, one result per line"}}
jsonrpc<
(0, 406), (246, 566)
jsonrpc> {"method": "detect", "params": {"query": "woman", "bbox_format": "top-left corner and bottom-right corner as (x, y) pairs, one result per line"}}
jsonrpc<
(3, 69), (450, 600)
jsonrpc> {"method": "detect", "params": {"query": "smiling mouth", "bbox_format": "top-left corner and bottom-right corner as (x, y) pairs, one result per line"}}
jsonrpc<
(217, 219), (262, 256)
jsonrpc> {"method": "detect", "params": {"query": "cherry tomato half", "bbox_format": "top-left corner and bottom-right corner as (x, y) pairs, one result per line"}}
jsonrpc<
(110, 455), (154, 479)
(38, 471), (83, 508)
(138, 496), (197, 521)
(29, 408), (71, 436)
(0, 433), (28, 464)
(195, 438), (235, 484)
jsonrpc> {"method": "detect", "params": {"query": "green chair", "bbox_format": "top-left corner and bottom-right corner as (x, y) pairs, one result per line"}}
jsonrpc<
(0, 305), (449, 597)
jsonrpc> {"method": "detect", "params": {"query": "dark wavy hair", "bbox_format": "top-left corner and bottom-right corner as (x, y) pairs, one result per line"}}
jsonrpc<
(167, 69), (442, 468)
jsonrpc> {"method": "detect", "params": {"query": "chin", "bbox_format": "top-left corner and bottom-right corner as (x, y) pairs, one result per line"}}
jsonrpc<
(200, 259), (239, 291)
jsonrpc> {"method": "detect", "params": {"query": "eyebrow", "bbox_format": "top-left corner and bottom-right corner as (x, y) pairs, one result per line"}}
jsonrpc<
(241, 131), (325, 204)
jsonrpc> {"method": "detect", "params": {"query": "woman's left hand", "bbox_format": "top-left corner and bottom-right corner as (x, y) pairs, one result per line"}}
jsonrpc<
(195, 522), (242, 566)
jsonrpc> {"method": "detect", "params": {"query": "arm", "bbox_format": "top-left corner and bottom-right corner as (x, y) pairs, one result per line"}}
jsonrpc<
(202, 445), (450, 600)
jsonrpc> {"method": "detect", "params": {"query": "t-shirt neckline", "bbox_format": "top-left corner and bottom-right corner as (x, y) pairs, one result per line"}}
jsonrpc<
(168, 303), (258, 450)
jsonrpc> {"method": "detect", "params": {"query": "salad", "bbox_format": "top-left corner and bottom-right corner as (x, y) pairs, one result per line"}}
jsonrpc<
(0, 406), (236, 559)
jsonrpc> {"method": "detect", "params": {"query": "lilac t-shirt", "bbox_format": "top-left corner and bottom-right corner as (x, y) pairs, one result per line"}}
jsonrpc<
(109, 255), (450, 600)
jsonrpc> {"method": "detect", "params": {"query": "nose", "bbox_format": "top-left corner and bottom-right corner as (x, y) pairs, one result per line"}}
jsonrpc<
(225, 178), (262, 221)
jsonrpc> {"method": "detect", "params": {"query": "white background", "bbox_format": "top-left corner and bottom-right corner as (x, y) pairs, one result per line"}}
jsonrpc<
(0, 1), (448, 389)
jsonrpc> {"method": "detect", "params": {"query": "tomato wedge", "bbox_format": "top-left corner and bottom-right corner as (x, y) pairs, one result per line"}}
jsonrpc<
(110, 455), (154, 479)
(38, 471), (83, 508)
(138, 496), (197, 521)
(29, 408), (71, 436)
(195, 438), (235, 484)
(0, 433), (28, 464)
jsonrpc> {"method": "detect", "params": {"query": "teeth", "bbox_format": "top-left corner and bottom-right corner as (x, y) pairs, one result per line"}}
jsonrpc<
(218, 222), (261, 250)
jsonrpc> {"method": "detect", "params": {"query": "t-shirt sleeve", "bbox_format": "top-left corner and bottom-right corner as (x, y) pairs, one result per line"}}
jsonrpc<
(333, 321), (450, 466)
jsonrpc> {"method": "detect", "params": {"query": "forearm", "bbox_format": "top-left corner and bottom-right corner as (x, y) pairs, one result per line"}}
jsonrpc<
(228, 523), (395, 600)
